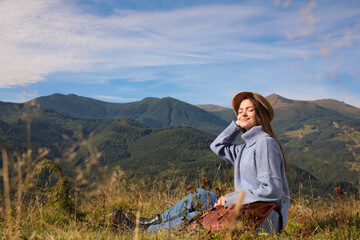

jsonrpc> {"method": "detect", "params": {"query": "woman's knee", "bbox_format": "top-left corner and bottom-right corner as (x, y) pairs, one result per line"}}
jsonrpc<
(195, 188), (207, 195)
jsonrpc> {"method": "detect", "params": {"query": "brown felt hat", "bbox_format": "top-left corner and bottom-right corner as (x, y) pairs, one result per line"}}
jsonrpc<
(231, 91), (274, 121)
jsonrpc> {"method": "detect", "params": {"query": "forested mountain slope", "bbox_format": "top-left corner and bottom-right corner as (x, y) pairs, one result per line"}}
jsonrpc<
(1, 93), (359, 197)
(33, 93), (228, 134)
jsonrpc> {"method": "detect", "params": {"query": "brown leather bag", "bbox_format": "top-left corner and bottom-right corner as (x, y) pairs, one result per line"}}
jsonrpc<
(188, 201), (281, 232)
(188, 205), (236, 231)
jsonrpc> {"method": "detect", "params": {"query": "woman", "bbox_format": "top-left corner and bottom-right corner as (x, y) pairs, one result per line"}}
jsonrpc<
(109, 91), (290, 233)
(209, 91), (290, 233)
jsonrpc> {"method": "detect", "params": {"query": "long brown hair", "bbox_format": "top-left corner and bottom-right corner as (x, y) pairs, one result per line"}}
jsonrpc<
(240, 95), (287, 170)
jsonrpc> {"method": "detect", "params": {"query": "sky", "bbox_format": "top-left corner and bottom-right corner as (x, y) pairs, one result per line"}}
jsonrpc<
(0, 0), (359, 108)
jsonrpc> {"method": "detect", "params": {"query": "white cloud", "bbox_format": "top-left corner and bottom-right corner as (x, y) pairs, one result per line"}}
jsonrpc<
(0, 0), (301, 88)
(0, 0), (107, 87)
(94, 95), (138, 102)
(0, 0), (359, 103)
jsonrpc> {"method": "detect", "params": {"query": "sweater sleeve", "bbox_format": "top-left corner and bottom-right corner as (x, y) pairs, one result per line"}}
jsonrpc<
(210, 121), (242, 165)
(242, 137), (286, 204)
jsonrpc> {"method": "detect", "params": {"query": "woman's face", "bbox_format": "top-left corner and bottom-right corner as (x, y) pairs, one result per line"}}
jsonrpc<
(237, 99), (258, 131)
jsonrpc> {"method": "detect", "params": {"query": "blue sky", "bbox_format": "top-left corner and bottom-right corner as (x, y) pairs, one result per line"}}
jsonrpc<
(0, 0), (359, 108)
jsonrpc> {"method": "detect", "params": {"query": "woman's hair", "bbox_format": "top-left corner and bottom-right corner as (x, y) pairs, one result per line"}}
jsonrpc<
(240, 95), (287, 170)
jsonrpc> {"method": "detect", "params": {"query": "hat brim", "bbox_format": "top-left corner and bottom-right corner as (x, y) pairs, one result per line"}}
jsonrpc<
(231, 91), (274, 121)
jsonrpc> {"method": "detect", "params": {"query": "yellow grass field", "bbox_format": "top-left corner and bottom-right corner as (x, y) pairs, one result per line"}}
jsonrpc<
(1, 166), (359, 240)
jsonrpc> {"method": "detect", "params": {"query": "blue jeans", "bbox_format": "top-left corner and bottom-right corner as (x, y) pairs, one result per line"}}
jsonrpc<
(147, 188), (218, 231)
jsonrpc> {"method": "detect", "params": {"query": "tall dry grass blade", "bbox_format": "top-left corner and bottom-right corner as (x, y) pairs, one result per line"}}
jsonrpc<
(15, 153), (25, 238)
(227, 190), (244, 232)
(1, 148), (11, 221)
(213, 163), (222, 185)
(39, 219), (70, 238)
(233, 190), (245, 218)
(25, 149), (33, 188)
(134, 210), (141, 240)
(1, 147), (12, 238)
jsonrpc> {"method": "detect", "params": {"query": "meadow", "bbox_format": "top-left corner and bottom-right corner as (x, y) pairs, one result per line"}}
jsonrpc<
(1, 150), (359, 240)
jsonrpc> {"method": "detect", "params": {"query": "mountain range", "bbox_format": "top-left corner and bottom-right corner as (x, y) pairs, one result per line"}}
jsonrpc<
(0, 93), (359, 197)
(34, 94), (229, 134)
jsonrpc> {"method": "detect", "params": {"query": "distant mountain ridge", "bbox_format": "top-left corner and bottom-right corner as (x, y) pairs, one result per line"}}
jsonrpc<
(33, 93), (228, 135)
(32, 93), (360, 123)
(267, 94), (360, 120)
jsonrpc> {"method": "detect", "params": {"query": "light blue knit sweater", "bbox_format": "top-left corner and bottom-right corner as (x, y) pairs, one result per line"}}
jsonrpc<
(210, 121), (290, 228)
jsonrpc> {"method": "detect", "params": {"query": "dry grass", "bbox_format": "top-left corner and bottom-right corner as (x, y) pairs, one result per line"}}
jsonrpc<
(1, 127), (360, 239)
(1, 161), (359, 240)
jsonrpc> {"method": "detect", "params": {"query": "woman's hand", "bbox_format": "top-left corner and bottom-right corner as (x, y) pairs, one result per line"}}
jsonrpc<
(214, 196), (226, 207)
(235, 119), (241, 127)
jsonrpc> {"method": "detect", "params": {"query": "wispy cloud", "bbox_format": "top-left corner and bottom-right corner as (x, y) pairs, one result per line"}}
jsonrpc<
(94, 95), (138, 102)
(1, 0), (359, 106)
(0, 0), (303, 86)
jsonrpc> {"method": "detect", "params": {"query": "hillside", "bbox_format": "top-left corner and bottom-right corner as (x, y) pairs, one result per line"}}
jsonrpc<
(267, 93), (360, 119)
(0, 101), (230, 186)
(33, 94), (228, 134)
(195, 104), (229, 112)
(1, 94), (359, 197)
(312, 98), (360, 120)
